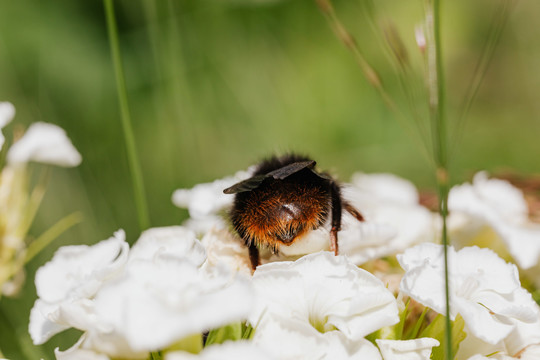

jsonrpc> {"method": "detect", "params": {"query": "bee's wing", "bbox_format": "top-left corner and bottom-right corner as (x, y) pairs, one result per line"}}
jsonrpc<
(223, 160), (319, 194)
(267, 160), (316, 180)
(223, 175), (267, 194)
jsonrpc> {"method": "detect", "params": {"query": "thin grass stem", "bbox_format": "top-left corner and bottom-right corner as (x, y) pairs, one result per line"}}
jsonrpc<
(424, 0), (452, 358)
(450, 0), (516, 156)
(24, 212), (83, 264)
(316, 0), (433, 164)
(103, 0), (150, 231)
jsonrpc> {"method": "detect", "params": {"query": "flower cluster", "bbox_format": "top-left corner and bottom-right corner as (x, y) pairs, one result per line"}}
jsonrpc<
(29, 163), (540, 359)
(0, 102), (81, 298)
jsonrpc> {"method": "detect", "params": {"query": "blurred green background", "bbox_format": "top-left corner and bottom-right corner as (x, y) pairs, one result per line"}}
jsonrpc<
(0, 0), (539, 358)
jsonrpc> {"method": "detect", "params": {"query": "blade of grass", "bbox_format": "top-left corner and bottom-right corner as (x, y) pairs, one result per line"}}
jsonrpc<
(24, 212), (83, 264)
(103, 0), (150, 231)
(424, 0), (452, 359)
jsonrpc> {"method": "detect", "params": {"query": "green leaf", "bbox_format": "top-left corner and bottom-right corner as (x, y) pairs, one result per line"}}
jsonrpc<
(405, 306), (429, 340)
(241, 322), (256, 341)
(420, 314), (467, 360)
(149, 351), (163, 360)
(167, 334), (203, 354)
(205, 323), (243, 347)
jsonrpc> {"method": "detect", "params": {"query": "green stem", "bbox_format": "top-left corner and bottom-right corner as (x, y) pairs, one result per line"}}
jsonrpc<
(103, 0), (150, 231)
(425, 0), (452, 358)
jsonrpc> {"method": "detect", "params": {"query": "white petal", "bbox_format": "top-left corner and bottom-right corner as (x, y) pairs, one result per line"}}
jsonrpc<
(0, 102), (15, 128)
(29, 231), (128, 344)
(78, 330), (148, 359)
(519, 344), (540, 360)
(35, 230), (128, 302)
(448, 172), (540, 269)
(55, 347), (110, 360)
(172, 170), (251, 219)
(0, 102), (15, 150)
(340, 205), (435, 265)
(449, 172), (528, 223)
(376, 338), (439, 360)
(277, 226), (329, 256)
(7, 122), (82, 167)
(252, 314), (382, 360)
(454, 296), (514, 344)
(477, 288), (538, 324)
(503, 306), (540, 355)
(342, 173), (435, 265)
(200, 228), (252, 275)
(456, 331), (506, 360)
(29, 299), (71, 345)
(165, 341), (276, 360)
(399, 243), (538, 345)
(54, 344), (110, 360)
(453, 246), (519, 294)
(55, 334), (110, 360)
(94, 258), (253, 351)
(348, 173), (420, 205)
(129, 226), (206, 266)
(251, 252), (399, 342)
(54, 332), (148, 360)
(495, 222), (540, 270)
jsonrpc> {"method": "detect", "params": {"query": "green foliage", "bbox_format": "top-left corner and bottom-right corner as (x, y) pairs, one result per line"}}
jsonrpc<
(205, 322), (255, 347)
(420, 314), (467, 360)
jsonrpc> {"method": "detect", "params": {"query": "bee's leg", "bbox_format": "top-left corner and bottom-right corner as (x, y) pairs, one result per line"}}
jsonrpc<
(330, 181), (343, 255)
(344, 201), (364, 222)
(248, 242), (260, 271)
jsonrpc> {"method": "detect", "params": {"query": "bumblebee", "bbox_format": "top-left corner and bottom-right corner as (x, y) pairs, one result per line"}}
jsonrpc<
(224, 154), (364, 270)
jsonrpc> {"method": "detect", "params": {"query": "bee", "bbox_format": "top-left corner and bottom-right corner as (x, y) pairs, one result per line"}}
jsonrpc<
(223, 154), (364, 270)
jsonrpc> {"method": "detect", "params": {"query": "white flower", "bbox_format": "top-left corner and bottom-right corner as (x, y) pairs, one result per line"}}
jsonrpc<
(29, 230), (128, 345)
(93, 259), (253, 352)
(448, 172), (540, 270)
(200, 227), (252, 275)
(503, 308), (540, 356)
(165, 341), (276, 360)
(465, 345), (540, 360)
(466, 354), (513, 360)
(339, 173), (436, 264)
(172, 170), (251, 234)
(90, 226), (254, 352)
(398, 243), (539, 345)
(456, 304), (540, 359)
(253, 318), (383, 360)
(0, 101), (15, 150)
(7, 122), (82, 167)
(129, 226), (206, 265)
(376, 338), (439, 360)
(250, 251), (398, 359)
(31, 226), (255, 358)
